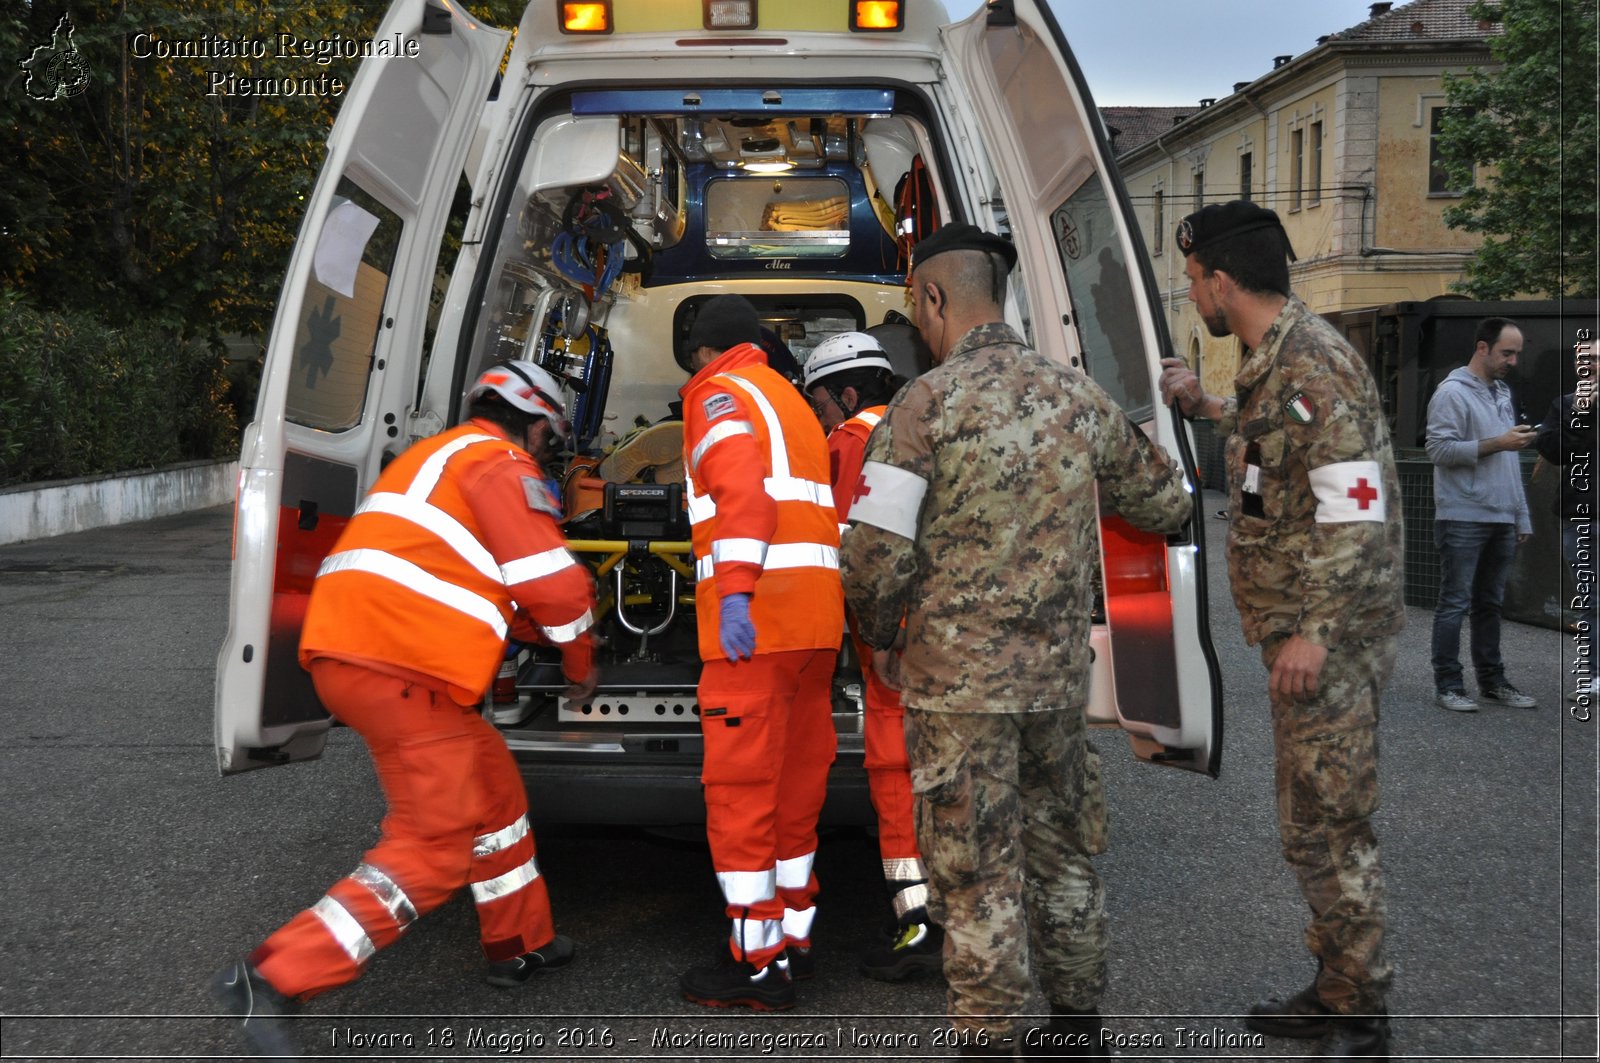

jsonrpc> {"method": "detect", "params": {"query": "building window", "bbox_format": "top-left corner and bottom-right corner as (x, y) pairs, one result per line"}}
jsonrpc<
(1153, 190), (1164, 255)
(1290, 128), (1304, 210)
(1193, 169), (1204, 213)
(1309, 121), (1323, 204)
(1239, 152), (1253, 201)
(1429, 106), (1474, 194)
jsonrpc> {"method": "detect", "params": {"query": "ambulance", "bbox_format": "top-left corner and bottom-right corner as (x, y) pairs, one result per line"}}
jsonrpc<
(214, 0), (1224, 823)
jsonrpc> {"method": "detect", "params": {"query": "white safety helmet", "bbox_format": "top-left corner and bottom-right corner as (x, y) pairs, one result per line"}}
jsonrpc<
(468, 360), (571, 442)
(803, 332), (894, 391)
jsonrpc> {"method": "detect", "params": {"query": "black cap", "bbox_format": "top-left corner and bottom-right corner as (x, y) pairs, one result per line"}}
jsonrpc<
(682, 295), (762, 364)
(909, 223), (1019, 273)
(1176, 200), (1297, 260)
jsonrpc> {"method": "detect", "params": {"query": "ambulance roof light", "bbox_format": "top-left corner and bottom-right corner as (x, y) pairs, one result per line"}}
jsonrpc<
(560, 1), (612, 34)
(704, 0), (758, 30)
(851, 1), (904, 31)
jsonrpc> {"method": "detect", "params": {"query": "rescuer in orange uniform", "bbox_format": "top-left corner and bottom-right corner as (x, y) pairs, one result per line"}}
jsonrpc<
(211, 361), (599, 1055)
(802, 332), (944, 982)
(675, 295), (845, 1011)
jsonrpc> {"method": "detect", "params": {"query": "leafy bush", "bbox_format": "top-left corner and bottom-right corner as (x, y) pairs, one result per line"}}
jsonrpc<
(0, 292), (238, 487)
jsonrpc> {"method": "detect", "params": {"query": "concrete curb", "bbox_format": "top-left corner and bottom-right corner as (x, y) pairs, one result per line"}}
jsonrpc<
(0, 459), (239, 546)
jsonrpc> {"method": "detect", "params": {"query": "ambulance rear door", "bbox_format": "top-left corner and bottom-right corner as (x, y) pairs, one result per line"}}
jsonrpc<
(214, 0), (506, 774)
(938, 0), (1223, 774)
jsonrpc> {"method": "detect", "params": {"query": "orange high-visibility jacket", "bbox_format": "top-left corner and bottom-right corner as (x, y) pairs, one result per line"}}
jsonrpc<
(681, 344), (844, 661)
(300, 420), (596, 703)
(827, 405), (886, 526)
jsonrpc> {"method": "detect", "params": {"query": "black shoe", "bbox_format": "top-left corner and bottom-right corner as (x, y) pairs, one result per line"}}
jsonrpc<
(1325, 1012), (1390, 1060)
(1245, 984), (1332, 1038)
(860, 921), (944, 982)
(484, 934), (575, 987)
(679, 953), (795, 1010)
(786, 944), (815, 981)
(210, 960), (299, 1057)
(1023, 1007), (1109, 1060)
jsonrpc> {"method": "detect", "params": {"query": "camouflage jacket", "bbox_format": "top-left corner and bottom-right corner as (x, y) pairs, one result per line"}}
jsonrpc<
(1215, 298), (1405, 647)
(838, 322), (1192, 714)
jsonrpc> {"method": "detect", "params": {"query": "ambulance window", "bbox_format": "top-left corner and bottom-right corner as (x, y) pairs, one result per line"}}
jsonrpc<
(1050, 180), (1154, 418)
(706, 176), (850, 259)
(284, 179), (401, 432)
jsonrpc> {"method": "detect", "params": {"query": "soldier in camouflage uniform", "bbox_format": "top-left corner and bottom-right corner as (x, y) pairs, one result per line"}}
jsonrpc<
(839, 223), (1194, 1058)
(1159, 201), (1405, 1060)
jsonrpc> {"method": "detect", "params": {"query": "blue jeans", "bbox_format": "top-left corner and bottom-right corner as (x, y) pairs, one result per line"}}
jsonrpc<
(1430, 520), (1517, 693)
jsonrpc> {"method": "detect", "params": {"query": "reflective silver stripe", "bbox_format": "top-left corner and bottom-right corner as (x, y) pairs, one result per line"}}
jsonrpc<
(356, 491), (502, 584)
(782, 906), (817, 941)
(731, 917), (785, 953)
(711, 537), (768, 567)
(687, 489), (716, 525)
(893, 882), (931, 921)
(764, 475), (835, 508)
(720, 375), (793, 479)
(690, 419), (756, 476)
(776, 851), (815, 889)
(717, 868), (777, 906)
(350, 863), (418, 931)
(311, 896), (375, 964)
(501, 547), (578, 586)
(853, 410), (883, 430)
(408, 432), (499, 499)
(470, 856), (541, 903)
(473, 815), (530, 857)
(882, 857), (927, 881)
(318, 548), (508, 640)
(696, 542), (839, 581)
(541, 606), (594, 645)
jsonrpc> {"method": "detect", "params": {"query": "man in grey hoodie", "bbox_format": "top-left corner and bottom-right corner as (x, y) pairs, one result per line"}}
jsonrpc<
(1426, 317), (1538, 712)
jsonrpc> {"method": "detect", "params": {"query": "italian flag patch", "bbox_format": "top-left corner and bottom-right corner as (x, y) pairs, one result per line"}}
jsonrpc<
(1285, 391), (1314, 424)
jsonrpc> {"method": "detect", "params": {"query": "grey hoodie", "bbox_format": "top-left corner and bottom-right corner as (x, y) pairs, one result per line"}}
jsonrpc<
(1425, 366), (1531, 534)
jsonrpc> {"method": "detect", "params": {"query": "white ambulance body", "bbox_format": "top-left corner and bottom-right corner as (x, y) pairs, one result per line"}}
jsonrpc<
(215, 0), (1224, 823)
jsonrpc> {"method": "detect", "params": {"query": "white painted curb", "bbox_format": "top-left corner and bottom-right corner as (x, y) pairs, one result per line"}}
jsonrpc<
(0, 460), (239, 546)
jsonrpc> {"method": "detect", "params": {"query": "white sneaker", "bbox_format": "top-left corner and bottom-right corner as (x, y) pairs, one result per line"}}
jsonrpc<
(1435, 690), (1479, 712)
(1480, 683), (1536, 709)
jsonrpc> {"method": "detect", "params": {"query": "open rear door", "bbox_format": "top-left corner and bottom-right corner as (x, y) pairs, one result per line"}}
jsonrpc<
(214, 0), (506, 774)
(939, 0), (1223, 774)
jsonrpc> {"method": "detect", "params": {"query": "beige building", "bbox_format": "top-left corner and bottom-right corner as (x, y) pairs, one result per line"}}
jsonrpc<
(1106, 0), (1499, 398)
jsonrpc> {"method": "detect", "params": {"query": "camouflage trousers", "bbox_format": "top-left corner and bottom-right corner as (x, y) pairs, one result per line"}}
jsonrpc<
(905, 706), (1107, 1040)
(1261, 633), (1398, 1013)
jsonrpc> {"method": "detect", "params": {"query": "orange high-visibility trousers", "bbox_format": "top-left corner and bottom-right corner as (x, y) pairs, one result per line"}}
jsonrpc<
(698, 648), (837, 969)
(852, 633), (918, 864)
(251, 659), (555, 1000)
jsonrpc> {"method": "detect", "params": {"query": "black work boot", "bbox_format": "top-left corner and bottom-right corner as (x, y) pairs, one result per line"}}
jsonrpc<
(484, 933), (576, 987)
(1246, 984), (1332, 1038)
(1324, 1011), (1390, 1060)
(679, 951), (795, 1010)
(860, 921), (944, 981)
(1022, 1006), (1109, 1060)
(210, 959), (300, 1057)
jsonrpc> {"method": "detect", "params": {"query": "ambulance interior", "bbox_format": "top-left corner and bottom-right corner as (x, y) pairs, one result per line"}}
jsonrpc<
(452, 97), (941, 735)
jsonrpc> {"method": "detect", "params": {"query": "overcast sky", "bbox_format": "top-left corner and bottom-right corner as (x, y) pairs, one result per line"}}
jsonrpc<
(947, 0), (1395, 106)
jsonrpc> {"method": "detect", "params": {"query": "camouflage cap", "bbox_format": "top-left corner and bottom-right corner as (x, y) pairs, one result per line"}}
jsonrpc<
(1176, 200), (1297, 261)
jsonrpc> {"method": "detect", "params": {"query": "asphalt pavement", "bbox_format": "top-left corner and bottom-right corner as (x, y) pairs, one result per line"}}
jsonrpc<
(0, 497), (1593, 1062)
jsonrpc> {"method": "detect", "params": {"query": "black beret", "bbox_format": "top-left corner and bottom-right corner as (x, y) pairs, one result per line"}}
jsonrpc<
(910, 223), (1019, 272)
(1176, 200), (1297, 260)
(685, 295), (762, 356)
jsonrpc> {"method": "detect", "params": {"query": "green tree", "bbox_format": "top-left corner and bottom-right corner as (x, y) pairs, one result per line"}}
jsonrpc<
(1436, 0), (1598, 299)
(1, 1), (523, 342)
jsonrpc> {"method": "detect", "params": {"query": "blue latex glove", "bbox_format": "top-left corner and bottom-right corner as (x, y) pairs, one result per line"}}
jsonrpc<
(719, 593), (757, 662)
